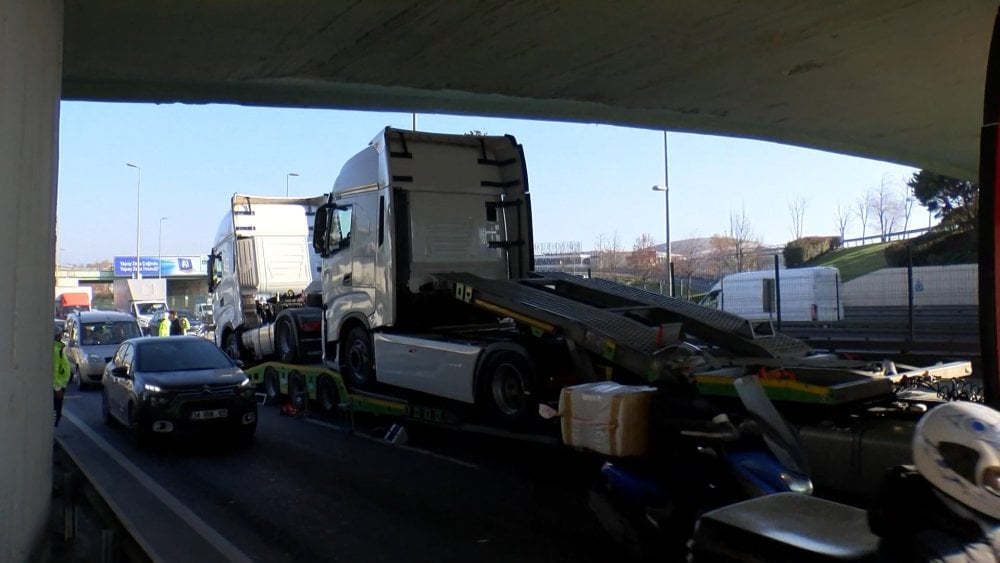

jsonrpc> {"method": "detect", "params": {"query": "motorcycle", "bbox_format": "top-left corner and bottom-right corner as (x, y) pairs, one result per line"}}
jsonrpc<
(588, 374), (813, 561)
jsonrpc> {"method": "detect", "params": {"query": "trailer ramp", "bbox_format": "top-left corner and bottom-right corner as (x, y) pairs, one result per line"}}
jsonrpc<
(539, 272), (813, 359)
(435, 272), (812, 383)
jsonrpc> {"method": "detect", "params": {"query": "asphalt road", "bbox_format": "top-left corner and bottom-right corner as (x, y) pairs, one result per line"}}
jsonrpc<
(57, 385), (629, 563)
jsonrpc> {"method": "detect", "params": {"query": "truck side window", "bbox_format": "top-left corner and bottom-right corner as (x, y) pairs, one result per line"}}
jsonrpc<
(334, 208), (352, 249)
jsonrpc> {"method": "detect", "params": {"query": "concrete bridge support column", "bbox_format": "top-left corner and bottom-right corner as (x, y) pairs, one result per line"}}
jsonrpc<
(0, 0), (63, 559)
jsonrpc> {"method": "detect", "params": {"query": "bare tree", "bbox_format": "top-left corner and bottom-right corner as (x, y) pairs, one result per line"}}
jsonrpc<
(788, 194), (808, 240)
(869, 176), (903, 242)
(900, 181), (917, 233)
(854, 193), (872, 240)
(834, 202), (852, 242)
(630, 233), (659, 285)
(728, 203), (758, 272)
(593, 232), (622, 280)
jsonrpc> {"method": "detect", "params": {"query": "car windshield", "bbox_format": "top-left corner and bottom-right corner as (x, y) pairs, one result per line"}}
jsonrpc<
(81, 321), (142, 345)
(135, 339), (235, 373)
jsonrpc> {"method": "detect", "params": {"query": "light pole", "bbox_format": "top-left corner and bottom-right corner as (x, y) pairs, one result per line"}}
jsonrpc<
(653, 131), (671, 296)
(285, 172), (299, 196)
(126, 162), (141, 279)
(158, 217), (168, 278)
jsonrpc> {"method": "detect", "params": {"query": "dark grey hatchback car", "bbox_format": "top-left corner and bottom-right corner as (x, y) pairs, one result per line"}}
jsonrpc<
(101, 336), (257, 447)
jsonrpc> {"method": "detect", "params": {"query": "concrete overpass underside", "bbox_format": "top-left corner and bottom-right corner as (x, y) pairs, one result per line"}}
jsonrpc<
(3, 0), (999, 558)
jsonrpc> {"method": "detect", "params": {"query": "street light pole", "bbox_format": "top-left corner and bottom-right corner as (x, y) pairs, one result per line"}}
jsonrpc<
(126, 162), (141, 279)
(158, 217), (167, 278)
(286, 172), (299, 196)
(653, 132), (671, 297)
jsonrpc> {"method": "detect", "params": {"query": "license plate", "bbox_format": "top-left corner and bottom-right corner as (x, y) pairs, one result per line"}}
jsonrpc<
(191, 408), (228, 420)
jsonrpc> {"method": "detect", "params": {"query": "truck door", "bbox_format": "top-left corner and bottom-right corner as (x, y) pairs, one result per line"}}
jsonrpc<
(316, 200), (376, 334)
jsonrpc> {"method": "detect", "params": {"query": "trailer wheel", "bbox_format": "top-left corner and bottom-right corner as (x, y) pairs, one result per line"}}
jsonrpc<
(340, 326), (375, 389)
(223, 331), (240, 361)
(287, 370), (307, 411)
(316, 375), (341, 417)
(263, 367), (282, 400)
(276, 318), (299, 364)
(478, 351), (537, 425)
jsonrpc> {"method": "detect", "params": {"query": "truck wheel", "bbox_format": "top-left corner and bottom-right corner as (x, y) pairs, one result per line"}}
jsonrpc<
(223, 331), (240, 361)
(340, 327), (375, 389)
(316, 375), (340, 417)
(478, 351), (537, 425)
(287, 370), (307, 411)
(276, 318), (299, 364)
(263, 367), (281, 400)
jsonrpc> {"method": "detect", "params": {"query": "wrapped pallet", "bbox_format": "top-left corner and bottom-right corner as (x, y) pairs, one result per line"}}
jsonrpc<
(559, 382), (657, 457)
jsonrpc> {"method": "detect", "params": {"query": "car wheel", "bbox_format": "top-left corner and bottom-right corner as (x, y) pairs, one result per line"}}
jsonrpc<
(75, 364), (88, 391)
(276, 318), (299, 364)
(340, 327), (375, 390)
(316, 374), (341, 417)
(263, 366), (281, 401)
(128, 402), (151, 449)
(477, 350), (537, 426)
(287, 370), (307, 411)
(223, 331), (240, 361)
(101, 390), (114, 426)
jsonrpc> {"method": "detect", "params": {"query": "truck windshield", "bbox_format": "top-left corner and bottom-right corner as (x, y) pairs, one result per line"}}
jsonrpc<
(136, 303), (166, 316)
(81, 322), (142, 345)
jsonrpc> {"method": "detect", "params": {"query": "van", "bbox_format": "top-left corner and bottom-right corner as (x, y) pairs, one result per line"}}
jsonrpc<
(699, 266), (843, 322)
(63, 311), (143, 389)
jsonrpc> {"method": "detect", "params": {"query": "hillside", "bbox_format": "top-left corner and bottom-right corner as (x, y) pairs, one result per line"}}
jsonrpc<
(805, 228), (977, 282)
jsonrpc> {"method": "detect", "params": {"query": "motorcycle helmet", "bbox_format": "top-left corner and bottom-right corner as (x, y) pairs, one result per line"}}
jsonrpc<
(912, 401), (1000, 519)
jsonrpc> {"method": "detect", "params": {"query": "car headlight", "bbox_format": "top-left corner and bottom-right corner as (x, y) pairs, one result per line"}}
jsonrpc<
(779, 471), (814, 495)
(144, 383), (164, 393)
(237, 378), (253, 388)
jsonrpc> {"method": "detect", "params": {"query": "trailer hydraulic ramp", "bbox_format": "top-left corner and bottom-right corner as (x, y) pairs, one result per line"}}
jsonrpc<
(532, 272), (813, 360)
(437, 272), (668, 381)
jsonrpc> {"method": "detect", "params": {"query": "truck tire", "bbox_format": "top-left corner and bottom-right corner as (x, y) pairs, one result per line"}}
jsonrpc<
(477, 350), (537, 425)
(223, 331), (240, 362)
(340, 326), (375, 390)
(263, 367), (281, 401)
(316, 375), (340, 417)
(276, 317), (299, 364)
(287, 370), (307, 411)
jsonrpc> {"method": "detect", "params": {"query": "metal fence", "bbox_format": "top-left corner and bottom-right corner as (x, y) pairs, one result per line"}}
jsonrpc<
(540, 249), (980, 359)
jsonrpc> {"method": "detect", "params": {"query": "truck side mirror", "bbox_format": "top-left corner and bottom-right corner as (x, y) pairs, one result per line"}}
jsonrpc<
(207, 252), (218, 293)
(313, 204), (342, 256)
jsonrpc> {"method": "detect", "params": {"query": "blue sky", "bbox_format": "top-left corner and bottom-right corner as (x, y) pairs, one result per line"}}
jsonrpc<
(57, 102), (923, 265)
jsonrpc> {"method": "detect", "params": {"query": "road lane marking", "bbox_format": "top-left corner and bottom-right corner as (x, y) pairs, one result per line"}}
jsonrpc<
(304, 418), (479, 469)
(62, 411), (253, 563)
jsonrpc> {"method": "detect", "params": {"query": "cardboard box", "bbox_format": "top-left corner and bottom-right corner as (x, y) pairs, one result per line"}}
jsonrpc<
(559, 382), (656, 457)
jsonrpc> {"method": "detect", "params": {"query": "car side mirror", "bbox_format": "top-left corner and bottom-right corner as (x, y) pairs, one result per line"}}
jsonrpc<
(111, 366), (129, 378)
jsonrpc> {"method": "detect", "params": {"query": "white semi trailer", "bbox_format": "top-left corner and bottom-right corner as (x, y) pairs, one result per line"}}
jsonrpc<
(209, 194), (328, 363)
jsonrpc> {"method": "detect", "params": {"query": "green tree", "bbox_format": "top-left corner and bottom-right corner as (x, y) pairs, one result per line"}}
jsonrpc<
(906, 170), (978, 227)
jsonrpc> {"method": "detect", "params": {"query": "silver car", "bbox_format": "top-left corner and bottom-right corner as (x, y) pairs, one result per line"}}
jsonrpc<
(63, 310), (143, 389)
